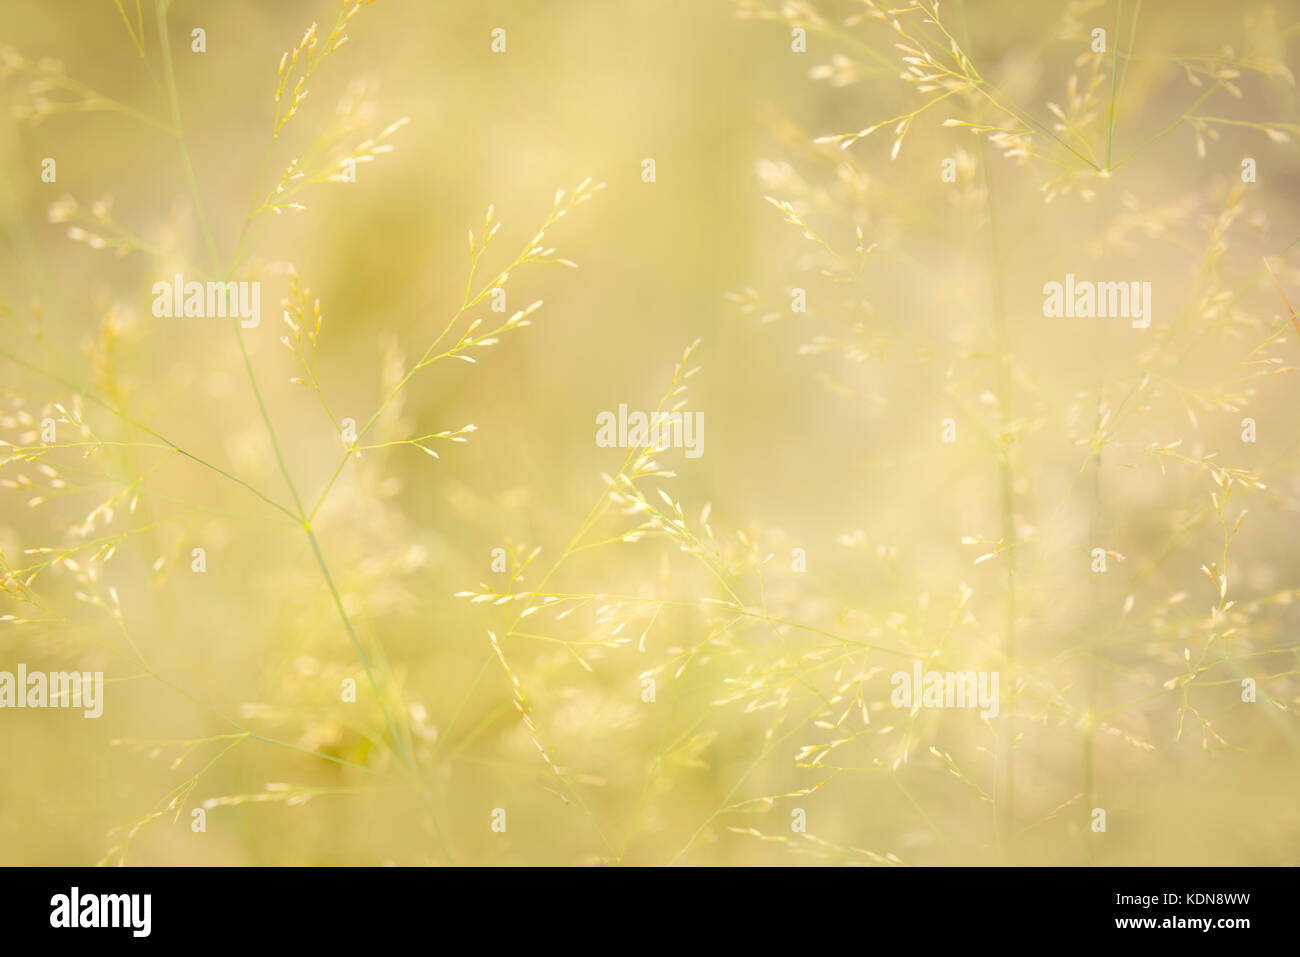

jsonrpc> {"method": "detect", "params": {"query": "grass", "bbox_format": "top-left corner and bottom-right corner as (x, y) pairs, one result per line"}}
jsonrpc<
(727, 0), (1300, 864)
(1, 0), (1298, 866)
(2, 0), (602, 864)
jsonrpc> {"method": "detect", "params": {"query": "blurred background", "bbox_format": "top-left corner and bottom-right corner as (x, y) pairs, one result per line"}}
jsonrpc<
(1, 0), (1298, 865)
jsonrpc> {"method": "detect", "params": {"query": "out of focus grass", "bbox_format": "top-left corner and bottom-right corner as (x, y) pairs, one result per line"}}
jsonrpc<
(1, 0), (1298, 865)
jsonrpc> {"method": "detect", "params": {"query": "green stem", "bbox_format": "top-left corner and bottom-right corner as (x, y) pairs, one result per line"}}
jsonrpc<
(305, 527), (413, 770)
(227, 317), (307, 516)
(0, 348), (298, 523)
(153, 0), (413, 776)
(155, 0), (219, 274)
(1105, 0), (1125, 169)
